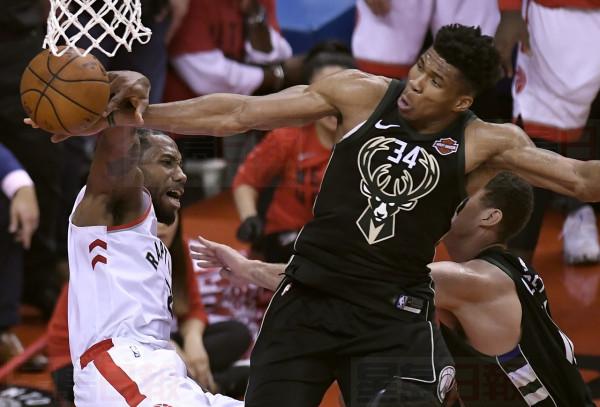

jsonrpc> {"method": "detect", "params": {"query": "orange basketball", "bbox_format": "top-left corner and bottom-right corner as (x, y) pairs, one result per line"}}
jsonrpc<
(20, 46), (110, 135)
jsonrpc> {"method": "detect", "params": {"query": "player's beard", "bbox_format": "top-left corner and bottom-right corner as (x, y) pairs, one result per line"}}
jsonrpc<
(153, 195), (177, 226)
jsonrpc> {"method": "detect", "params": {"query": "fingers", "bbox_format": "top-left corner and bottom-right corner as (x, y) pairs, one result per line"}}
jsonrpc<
(23, 118), (39, 128)
(131, 96), (147, 125)
(104, 88), (126, 117)
(8, 206), (18, 234)
(501, 54), (514, 78)
(51, 133), (72, 143)
(20, 214), (37, 250)
(196, 235), (216, 248)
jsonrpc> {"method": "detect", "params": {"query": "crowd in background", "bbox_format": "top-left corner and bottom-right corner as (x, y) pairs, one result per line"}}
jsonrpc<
(0, 0), (599, 403)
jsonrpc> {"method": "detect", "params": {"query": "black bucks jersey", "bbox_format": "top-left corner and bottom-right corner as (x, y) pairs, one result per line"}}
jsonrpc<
(442, 247), (594, 406)
(288, 79), (472, 312)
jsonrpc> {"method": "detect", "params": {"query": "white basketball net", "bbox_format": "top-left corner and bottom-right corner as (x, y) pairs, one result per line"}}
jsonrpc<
(44, 0), (152, 57)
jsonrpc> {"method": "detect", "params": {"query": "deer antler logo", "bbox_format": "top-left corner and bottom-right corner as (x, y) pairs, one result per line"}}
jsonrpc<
(356, 136), (440, 244)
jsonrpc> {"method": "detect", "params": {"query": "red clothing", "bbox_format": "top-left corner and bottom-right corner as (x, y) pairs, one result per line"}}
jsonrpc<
(47, 256), (208, 372)
(164, 0), (279, 103)
(499, 0), (600, 10)
(233, 125), (332, 235)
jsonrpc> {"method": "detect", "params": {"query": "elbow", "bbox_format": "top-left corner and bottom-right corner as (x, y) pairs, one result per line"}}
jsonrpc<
(574, 162), (600, 202)
(575, 180), (600, 202)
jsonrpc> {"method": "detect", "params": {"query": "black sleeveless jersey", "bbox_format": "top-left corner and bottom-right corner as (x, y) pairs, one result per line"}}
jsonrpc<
(290, 79), (471, 305)
(441, 247), (594, 406)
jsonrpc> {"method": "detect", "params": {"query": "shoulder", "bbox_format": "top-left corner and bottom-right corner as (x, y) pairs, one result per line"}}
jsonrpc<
(467, 120), (533, 148)
(430, 259), (514, 301)
(310, 69), (390, 102)
(464, 120), (534, 173)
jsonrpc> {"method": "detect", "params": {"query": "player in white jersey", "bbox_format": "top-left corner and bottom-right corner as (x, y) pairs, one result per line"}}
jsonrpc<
(63, 125), (241, 407)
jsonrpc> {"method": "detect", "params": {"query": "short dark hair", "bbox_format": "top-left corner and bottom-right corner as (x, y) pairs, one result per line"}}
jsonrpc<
(481, 172), (534, 242)
(302, 41), (356, 83)
(433, 24), (501, 94)
(136, 128), (169, 156)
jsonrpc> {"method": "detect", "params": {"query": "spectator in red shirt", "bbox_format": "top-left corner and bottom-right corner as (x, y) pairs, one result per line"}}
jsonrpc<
(48, 214), (252, 405)
(232, 43), (355, 262)
(164, 0), (295, 173)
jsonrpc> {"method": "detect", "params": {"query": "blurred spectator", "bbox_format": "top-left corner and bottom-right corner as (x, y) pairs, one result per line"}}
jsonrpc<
(0, 0), (64, 317)
(232, 42), (355, 262)
(163, 0), (295, 192)
(496, 0), (600, 264)
(0, 143), (46, 370)
(352, 0), (500, 78)
(48, 214), (251, 405)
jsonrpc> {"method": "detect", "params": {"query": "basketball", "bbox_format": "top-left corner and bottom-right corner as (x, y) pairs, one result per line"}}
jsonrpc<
(20, 46), (110, 135)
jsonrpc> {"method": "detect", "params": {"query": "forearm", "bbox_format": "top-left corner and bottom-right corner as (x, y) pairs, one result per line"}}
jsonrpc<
(233, 184), (259, 220)
(114, 84), (322, 136)
(126, 95), (250, 136)
(180, 317), (206, 341)
(579, 161), (600, 202)
(247, 259), (285, 290)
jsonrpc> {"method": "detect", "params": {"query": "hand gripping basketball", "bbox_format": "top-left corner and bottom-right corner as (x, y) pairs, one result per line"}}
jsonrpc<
(20, 47), (110, 136)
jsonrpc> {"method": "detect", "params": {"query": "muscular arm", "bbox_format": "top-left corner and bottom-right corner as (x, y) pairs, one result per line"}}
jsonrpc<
(429, 260), (497, 310)
(114, 70), (386, 137)
(72, 127), (144, 227)
(466, 122), (600, 202)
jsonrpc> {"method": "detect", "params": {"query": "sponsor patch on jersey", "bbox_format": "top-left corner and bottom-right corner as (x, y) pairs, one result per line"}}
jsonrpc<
(437, 365), (456, 403)
(432, 138), (459, 156)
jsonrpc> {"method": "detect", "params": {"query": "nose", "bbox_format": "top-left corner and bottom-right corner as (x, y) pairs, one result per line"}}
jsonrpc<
(408, 73), (425, 94)
(174, 165), (187, 184)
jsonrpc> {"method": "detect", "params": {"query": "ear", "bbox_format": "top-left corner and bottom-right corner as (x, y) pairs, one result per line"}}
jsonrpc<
(453, 94), (473, 113)
(480, 208), (502, 227)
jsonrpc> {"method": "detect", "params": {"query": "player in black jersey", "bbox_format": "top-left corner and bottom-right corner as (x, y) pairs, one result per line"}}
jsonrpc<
(33, 23), (600, 407)
(426, 172), (595, 406)
(192, 172), (594, 406)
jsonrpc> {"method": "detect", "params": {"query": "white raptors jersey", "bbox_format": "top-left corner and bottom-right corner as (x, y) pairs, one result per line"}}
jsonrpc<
(68, 186), (173, 365)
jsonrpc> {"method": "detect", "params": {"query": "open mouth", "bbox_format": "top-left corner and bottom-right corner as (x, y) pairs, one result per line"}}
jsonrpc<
(165, 189), (183, 207)
(398, 95), (412, 111)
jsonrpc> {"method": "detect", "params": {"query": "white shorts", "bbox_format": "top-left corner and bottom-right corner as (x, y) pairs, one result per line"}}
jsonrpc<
(73, 338), (242, 407)
(352, 0), (499, 77)
(513, 1), (600, 140)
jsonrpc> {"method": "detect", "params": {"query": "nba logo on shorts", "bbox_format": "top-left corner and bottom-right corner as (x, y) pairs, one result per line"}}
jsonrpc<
(437, 366), (456, 402)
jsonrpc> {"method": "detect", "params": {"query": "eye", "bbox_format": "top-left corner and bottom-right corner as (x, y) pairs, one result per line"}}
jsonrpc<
(417, 60), (424, 71)
(455, 197), (469, 216)
(431, 78), (441, 88)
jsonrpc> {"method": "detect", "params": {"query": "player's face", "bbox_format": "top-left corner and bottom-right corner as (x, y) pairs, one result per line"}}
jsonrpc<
(447, 190), (486, 239)
(140, 135), (187, 225)
(399, 48), (472, 124)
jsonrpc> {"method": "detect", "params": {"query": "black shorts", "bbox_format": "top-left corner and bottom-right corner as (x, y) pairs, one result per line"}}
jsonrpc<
(245, 277), (455, 407)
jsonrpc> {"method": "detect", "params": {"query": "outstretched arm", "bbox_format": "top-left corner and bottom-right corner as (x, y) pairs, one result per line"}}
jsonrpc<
(72, 127), (144, 227)
(190, 236), (284, 291)
(109, 69), (386, 137)
(467, 122), (600, 202)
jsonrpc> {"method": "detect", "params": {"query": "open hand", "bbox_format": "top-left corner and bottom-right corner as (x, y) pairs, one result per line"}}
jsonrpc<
(10, 186), (39, 249)
(190, 236), (252, 286)
(495, 11), (531, 77)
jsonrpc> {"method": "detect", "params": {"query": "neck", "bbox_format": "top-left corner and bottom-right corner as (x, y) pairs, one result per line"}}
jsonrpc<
(315, 122), (338, 148)
(445, 232), (503, 263)
(402, 111), (462, 135)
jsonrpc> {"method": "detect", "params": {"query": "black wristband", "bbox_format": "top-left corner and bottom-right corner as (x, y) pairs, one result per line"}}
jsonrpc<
(107, 112), (116, 128)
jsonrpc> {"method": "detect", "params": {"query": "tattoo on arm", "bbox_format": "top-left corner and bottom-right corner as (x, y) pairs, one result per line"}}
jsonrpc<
(106, 142), (140, 178)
